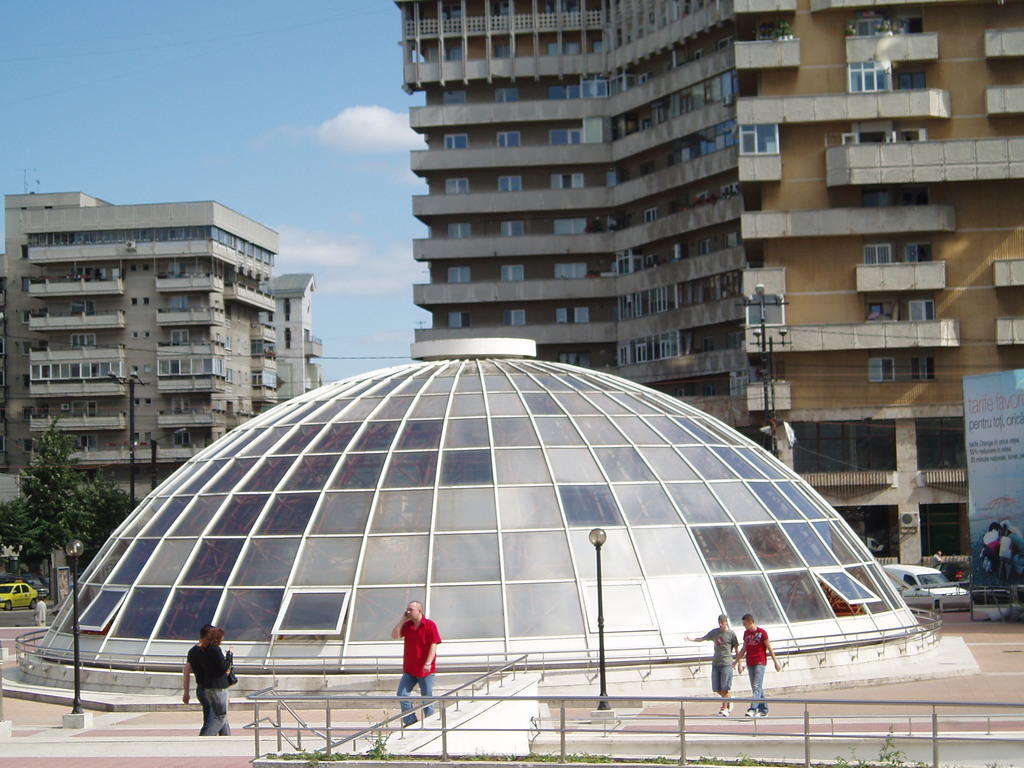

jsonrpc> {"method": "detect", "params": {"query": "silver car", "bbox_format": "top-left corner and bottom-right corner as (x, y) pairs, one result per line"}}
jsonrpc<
(883, 564), (970, 611)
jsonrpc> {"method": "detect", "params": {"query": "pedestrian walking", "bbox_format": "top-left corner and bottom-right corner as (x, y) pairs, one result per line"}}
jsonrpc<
(733, 613), (781, 718)
(391, 600), (442, 727)
(687, 614), (739, 716)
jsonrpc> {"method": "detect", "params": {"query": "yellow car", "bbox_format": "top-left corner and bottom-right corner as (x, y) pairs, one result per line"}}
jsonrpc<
(0, 581), (39, 610)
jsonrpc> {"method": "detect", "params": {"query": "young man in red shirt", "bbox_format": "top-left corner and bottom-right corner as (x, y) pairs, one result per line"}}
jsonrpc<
(733, 613), (781, 718)
(391, 601), (442, 727)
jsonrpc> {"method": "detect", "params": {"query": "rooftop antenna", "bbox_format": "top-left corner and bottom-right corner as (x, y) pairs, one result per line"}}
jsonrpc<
(19, 168), (39, 194)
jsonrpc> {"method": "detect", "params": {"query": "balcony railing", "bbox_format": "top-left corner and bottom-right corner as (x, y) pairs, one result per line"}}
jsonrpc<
(403, 9), (604, 37)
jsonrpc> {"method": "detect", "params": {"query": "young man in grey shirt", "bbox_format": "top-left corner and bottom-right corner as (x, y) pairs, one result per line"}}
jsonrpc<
(687, 614), (740, 716)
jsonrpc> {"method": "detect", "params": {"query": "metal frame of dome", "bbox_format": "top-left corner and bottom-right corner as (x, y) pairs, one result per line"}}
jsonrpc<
(38, 346), (917, 671)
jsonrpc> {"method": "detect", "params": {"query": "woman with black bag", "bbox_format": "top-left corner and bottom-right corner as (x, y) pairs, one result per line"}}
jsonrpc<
(198, 626), (233, 736)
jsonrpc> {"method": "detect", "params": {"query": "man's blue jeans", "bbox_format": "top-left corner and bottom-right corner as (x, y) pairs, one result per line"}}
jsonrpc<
(746, 664), (768, 713)
(196, 686), (212, 734)
(200, 687), (231, 736)
(397, 672), (435, 726)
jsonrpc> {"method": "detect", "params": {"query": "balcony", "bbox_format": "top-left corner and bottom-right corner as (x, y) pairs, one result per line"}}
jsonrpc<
(28, 276), (124, 297)
(994, 259), (1024, 287)
(29, 379), (124, 398)
(739, 154), (783, 182)
(915, 468), (967, 493)
(986, 28), (1024, 58)
(415, 232), (610, 262)
(157, 341), (224, 358)
(735, 39), (801, 69)
(250, 322), (276, 342)
(986, 86), (1024, 115)
(845, 32), (938, 64)
(157, 409), (223, 429)
(29, 310), (126, 331)
(410, 143), (613, 174)
(224, 283), (275, 312)
(402, 9), (604, 38)
(410, 98), (601, 132)
(157, 376), (224, 393)
(996, 318), (1024, 345)
(155, 307), (227, 326)
(618, 348), (748, 387)
(738, 89), (951, 124)
(30, 346), (125, 367)
(810, 0), (962, 8)
(747, 380), (793, 412)
(856, 261), (946, 292)
(827, 137), (1024, 186)
(413, 186), (610, 218)
(415, 275), (618, 307)
(304, 335), (323, 359)
(736, 0), (797, 11)
(765, 318), (960, 351)
(155, 273), (224, 293)
(416, 321), (615, 346)
(30, 410), (125, 432)
(742, 205), (956, 239)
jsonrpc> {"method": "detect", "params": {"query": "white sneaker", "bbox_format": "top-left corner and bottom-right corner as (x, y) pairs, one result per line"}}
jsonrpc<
(757, 710), (768, 718)
(726, 703), (733, 714)
(744, 709), (756, 718)
(719, 707), (730, 717)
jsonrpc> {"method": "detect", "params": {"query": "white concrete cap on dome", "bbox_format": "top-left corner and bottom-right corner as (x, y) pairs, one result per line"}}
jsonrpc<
(411, 337), (536, 361)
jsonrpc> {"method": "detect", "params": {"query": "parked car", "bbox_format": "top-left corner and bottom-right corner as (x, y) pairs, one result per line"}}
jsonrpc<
(0, 580), (40, 611)
(23, 576), (49, 599)
(883, 564), (970, 611)
(937, 561), (968, 583)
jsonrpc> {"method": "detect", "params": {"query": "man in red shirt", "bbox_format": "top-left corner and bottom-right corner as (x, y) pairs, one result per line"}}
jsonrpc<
(391, 601), (442, 727)
(733, 613), (781, 718)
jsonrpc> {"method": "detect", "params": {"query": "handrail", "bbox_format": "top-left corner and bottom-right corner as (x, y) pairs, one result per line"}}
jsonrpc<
(15, 612), (940, 676)
(244, 689), (1024, 767)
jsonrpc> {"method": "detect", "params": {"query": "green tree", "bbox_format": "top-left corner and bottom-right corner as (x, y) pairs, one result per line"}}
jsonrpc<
(0, 496), (35, 564)
(78, 471), (131, 552)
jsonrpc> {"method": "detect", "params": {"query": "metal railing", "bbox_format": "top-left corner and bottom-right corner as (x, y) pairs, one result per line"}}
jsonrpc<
(244, 689), (1024, 768)
(14, 611), (941, 677)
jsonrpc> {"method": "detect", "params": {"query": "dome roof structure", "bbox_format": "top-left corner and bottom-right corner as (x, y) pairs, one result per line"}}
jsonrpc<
(44, 346), (915, 670)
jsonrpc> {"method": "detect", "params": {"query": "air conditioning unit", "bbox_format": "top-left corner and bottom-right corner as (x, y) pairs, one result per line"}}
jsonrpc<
(722, 93), (735, 106)
(125, 240), (136, 250)
(60, 403), (70, 411)
(900, 510), (920, 528)
(841, 132), (859, 145)
(672, 243), (684, 261)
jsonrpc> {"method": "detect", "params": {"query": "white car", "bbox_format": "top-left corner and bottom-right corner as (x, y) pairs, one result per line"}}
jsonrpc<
(883, 564), (970, 611)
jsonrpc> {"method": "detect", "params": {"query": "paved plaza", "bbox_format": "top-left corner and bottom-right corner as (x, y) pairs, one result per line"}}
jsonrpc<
(1, 611), (1022, 767)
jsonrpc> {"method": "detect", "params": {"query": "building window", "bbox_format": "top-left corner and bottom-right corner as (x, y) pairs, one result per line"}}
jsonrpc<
(445, 134), (468, 149)
(793, 419), (897, 472)
(550, 128), (582, 145)
(739, 124), (779, 154)
(444, 45), (464, 61)
(445, 178), (469, 194)
(554, 262), (587, 279)
(864, 243), (892, 264)
(498, 175), (521, 192)
(551, 173), (584, 189)
(916, 417), (965, 469)
(448, 222), (472, 239)
(905, 243), (932, 262)
(559, 351), (591, 366)
(501, 265), (524, 281)
(901, 186), (929, 205)
(70, 333), (96, 348)
(494, 43), (511, 58)
(449, 311), (471, 328)
(897, 72), (926, 90)
(911, 356), (935, 380)
(644, 207), (659, 223)
(556, 307), (590, 323)
(849, 61), (890, 92)
(495, 87), (518, 102)
(500, 221), (524, 237)
(862, 188), (891, 207)
(869, 357), (896, 382)
(443, 90), (467, 104)
(554, 218), (587, 234)
(448, 266), (471, 283)
(908, 300), (935, 321)
(503, 309), (526, 326)
(497, 131), (520, 147)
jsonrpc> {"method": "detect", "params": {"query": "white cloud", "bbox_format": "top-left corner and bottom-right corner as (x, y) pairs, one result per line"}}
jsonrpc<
(314, 105), (423, 153)
(275, 226), (422, 298)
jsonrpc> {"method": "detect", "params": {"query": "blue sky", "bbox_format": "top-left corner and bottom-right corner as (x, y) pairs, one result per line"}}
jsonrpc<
(3, 1), (429, 382)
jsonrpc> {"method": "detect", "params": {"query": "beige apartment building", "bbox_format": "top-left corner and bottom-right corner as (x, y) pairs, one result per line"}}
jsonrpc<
(396, 0), (1024, 563)
(2, 192), (279, 499)
(270, 273), (324, 400)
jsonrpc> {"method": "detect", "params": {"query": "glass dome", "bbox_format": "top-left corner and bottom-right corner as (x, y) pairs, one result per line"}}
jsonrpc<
(44, 353), (915, 668)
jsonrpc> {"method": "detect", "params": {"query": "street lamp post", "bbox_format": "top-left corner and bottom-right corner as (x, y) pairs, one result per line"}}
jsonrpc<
(588, 528), (610, 711)
(109, 372), (143, 507)
(65, 538), (84, 715)
(746, 285), (788, 457)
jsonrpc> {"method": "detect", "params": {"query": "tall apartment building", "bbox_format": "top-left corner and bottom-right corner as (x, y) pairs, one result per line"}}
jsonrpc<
(396, 0), (1024, 563)
(2, 192), (279, 496)
(270, 273), (324, 399)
